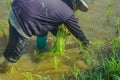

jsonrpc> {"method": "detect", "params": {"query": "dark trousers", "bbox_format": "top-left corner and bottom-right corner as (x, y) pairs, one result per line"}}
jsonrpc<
(4, 24), (29, 63)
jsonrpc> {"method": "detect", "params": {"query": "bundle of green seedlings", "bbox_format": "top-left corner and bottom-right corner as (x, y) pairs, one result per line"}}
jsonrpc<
(50, 24), (69, 54)
(33, 24), (69, 69)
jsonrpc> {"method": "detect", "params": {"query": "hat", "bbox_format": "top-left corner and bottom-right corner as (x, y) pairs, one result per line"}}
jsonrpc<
(71, 0), (88, 12)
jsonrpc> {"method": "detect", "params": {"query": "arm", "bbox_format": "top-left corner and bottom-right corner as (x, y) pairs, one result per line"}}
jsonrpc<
(64, 15), (89, 45)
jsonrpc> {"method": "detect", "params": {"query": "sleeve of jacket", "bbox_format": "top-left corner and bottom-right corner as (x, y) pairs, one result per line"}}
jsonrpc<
(64, 15), (89, 45)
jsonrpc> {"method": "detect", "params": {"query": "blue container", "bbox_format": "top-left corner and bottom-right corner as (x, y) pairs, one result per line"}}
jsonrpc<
(36, 35), (47, 51)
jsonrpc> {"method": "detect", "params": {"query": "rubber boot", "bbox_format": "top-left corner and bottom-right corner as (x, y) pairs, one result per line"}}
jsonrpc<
(36, 35), (48, 51)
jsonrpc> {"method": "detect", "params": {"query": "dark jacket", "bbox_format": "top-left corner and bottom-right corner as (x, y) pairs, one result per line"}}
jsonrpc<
(12, 0), (89, 44)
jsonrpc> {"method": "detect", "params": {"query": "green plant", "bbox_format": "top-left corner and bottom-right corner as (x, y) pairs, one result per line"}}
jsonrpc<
(105, 0), (113, 22)
(7, 0), (12, 9)
(103, 58), (120, 80)
(113, 75), (120, 80)
(112, 37), (120, 57)
(33, 74), (44, 80)
(33, 50), (40, 59)
(62, 73), (67, 80)
(51, 24), (68, 54)
(114, 16), (120, 35)
(22, 72), (33, 80)
(33, 74), (52, 80)
(73, 64), (81, 79)
(0, 24), (6, 38)
(7, 73), (13, 80)
(53, 56), (57, 69)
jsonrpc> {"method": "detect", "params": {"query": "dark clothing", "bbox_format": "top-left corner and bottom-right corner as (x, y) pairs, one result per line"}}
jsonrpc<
(12, 0), (74, 37)
(4, 24), (29, 63)
(12, 0), (88, 42)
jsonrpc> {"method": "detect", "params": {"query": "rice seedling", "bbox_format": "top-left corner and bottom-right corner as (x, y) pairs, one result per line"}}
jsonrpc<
(84, 40), (105, 67)
(105, 0), (113, 22)
(22, 72), (33, 80)
(114, 16), (120, 35)
(33, 74), (52, 80)
(33, 74), (44, 80)
(0, 24), (7, 39)
(7, 73), (13, 80)
(50, 24), (68, 54)
(33, 50), (40, 60)
(62, 73), (67, 80)
(53, 56), (57, 69)
(73, 64), (81, 79)
(113, 75), (120, 80)
(76, 54), (120, 80)
(6, 0), (12, 9)
(77, 70), (101, 80)
(103, 57), (120, 80)
(112, 37), (120, 57)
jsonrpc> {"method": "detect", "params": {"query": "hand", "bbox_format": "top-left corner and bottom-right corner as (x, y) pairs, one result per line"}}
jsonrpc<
(82, 39), (91, 46)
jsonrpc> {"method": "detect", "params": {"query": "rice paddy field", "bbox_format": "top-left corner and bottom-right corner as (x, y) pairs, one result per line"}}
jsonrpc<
(0, 0), (120, 80)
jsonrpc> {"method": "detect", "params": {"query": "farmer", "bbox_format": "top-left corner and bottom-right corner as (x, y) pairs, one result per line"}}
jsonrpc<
(0, 0), (90, 73)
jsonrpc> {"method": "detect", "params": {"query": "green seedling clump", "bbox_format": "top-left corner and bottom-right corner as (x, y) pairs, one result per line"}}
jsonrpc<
(51, 24), (68, 54)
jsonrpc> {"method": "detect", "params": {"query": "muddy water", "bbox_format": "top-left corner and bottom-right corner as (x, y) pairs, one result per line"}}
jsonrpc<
(0, 0), (120, 80)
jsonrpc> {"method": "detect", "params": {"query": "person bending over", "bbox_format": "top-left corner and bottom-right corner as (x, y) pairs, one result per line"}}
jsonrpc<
(0, 0), (90, 73)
